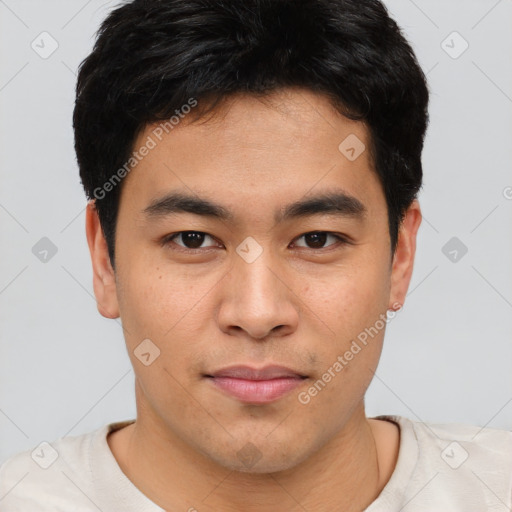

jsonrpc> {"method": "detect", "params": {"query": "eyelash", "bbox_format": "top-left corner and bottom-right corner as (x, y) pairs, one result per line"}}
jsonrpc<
(160, 231), (351, 253)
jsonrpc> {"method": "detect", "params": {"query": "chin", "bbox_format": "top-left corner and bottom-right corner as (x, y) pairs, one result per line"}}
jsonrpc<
(227, 457), (300, 475)
(208, 443), (311, 475)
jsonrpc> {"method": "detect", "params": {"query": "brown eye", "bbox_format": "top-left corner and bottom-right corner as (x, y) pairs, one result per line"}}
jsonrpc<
(293, 232), (346, 249)
(166, 231), (217, 249)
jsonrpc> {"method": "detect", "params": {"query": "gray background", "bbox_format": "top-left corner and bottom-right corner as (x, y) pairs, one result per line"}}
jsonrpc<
(1, 0), (511, 463)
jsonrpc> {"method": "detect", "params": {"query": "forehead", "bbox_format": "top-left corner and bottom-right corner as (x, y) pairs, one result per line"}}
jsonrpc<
(118, 88), (384, 221)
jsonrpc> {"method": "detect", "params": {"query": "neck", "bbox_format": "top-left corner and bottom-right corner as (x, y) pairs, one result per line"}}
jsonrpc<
(109, 390), (397, 511)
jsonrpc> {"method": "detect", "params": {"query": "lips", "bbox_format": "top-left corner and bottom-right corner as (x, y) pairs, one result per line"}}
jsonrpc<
(208, 364), (307, 380)
(205, 365), (308, 404)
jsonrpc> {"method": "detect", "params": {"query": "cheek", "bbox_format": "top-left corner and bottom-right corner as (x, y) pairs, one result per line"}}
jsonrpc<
(117, 258), (218, 338)
(303, 255), (391, 344)
(116, 264), (210, 402)
(116, 260), (224, 399)
(297, 255), (390, 402)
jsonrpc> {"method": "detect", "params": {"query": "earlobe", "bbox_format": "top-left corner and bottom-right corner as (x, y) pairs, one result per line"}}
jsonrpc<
(388, 200), (422, 310)
(85, 200), (120, 319)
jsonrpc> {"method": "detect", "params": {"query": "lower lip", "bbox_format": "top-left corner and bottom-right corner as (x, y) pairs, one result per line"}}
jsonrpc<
(208, 376), (305, 404)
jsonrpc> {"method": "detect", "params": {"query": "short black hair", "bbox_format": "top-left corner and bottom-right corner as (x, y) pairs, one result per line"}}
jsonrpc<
(73, 0), (429, 268)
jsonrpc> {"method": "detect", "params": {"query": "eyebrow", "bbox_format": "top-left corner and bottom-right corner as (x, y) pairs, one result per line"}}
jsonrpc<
(142, 190), (367, 223)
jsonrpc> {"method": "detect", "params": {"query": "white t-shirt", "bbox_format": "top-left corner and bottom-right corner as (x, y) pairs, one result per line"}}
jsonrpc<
(0, 415), (511, 511)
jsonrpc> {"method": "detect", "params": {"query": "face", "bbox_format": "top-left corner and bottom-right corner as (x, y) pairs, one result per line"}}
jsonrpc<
(87, 88), (420, 473)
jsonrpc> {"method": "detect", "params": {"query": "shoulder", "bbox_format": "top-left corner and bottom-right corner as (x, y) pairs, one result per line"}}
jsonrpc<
(381, 415), (512, 511)
(408, 416), (512, 471)
(401, 413), (511, 445)
(0, 423), (113, 511)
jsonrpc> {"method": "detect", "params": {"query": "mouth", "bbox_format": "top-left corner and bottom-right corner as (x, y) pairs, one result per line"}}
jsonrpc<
(204, 365), (308, 404)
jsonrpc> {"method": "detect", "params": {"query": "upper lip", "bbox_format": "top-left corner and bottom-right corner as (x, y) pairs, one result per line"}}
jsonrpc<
(208, 365), (307, 380)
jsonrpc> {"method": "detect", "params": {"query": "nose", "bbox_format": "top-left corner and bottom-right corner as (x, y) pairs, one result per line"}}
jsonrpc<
(216, 248), (299, 340)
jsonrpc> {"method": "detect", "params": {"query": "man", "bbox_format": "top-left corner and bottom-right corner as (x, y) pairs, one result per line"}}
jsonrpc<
(1, 0), (511, 510)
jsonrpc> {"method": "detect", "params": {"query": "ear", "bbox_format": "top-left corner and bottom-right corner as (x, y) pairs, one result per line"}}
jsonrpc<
(85, 200), (120, 319)
(388, 200), (422, 310)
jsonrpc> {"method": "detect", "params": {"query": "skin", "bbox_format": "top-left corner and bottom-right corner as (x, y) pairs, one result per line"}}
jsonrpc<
(86, 87), (421, 511)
